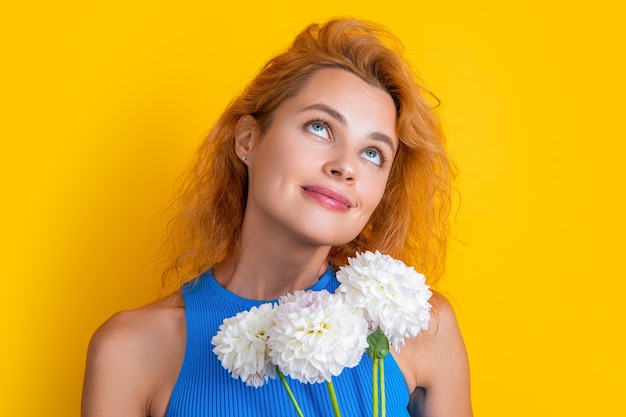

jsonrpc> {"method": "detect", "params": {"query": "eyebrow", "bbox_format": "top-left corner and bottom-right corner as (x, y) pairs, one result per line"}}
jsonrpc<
(299, 103), (397, 152)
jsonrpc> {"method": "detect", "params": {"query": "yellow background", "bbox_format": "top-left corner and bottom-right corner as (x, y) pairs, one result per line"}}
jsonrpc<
(1, 1), (624, 415)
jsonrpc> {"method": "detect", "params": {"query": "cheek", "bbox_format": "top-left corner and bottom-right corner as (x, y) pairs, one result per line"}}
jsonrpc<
(362, 176), (391, 211)
(248, 145), (309, 190)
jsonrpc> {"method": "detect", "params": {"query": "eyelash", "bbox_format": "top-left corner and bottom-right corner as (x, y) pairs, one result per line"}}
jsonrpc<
(365, 145), (387, 166)
(304, 118), (389, 167)
(307, 118), (331, 139)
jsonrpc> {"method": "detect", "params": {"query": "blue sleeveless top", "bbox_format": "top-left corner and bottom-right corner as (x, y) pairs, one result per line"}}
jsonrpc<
(166, 268), (410, 416)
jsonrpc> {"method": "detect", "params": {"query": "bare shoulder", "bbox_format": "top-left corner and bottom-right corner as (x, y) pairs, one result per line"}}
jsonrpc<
(82, 292), (187, 417)
(394, 291), (473, 417)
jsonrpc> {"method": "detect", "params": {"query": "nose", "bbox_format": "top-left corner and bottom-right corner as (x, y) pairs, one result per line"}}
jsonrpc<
(324, 151), (355, 182)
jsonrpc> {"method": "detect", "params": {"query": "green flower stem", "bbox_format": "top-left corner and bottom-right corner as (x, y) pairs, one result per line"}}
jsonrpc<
(367, 327), (390, 417)
(326, 380), (342, 417)
(380, 358), (386, 417)
(277, 368), (305, 417)
(372, 357), (379, 417)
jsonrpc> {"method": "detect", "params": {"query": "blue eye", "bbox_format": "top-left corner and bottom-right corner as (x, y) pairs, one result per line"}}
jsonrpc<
(306, 121), (330, 139)
(361, 148), (382, 166)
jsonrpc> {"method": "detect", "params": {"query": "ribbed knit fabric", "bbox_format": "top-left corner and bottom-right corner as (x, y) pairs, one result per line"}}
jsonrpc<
(166, 267), (410, 417)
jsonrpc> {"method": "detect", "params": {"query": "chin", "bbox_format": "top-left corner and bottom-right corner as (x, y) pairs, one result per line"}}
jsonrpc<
(300, 231), (361, 248)
(288, 218), (366, 248)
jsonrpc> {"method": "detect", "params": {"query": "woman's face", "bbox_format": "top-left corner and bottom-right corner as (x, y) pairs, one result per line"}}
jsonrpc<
(239, 68), (398, 247)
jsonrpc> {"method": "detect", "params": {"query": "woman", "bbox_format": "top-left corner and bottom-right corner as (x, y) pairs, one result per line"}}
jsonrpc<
(82, 18), (472, 417)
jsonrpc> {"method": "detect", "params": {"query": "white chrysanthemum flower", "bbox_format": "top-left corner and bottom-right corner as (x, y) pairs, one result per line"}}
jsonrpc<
(211, 303), (276, 387)
(267, 290), (369, 384)
(337, 251), (432, 350)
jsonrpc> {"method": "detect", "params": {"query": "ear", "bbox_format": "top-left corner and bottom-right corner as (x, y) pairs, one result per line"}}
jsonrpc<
(235, 114), (260, 159)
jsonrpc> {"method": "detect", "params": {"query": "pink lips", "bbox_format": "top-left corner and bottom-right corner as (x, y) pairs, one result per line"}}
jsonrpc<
(302, 185), (353, 211)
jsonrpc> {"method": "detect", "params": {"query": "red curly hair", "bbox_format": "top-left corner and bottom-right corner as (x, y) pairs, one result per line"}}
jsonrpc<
(161, 18), (454, 292)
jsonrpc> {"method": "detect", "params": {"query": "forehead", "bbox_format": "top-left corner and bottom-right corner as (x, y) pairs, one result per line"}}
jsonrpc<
(275, 68), (398, 145)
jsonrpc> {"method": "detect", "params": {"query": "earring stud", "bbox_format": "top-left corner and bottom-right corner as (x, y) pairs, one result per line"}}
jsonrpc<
(240, 155), (246, 161)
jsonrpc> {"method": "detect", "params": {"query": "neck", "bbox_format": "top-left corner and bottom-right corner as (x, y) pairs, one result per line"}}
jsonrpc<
(213, 219), (332, 301)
